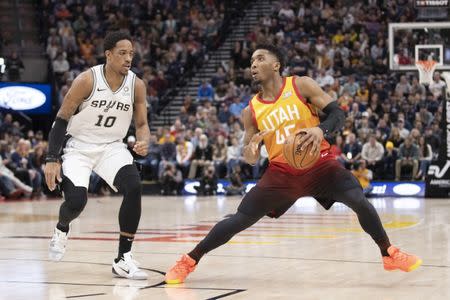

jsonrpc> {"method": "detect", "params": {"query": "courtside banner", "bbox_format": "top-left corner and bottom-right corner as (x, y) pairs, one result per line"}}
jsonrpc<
(0, 82), (52, 114)
(183, 180), (425, 197)
(425, 89), (450, 197)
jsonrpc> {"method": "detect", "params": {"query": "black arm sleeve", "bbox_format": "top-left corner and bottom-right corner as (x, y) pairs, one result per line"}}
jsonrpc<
(317, 101), (345, 137)
(46, 117), (68, 162)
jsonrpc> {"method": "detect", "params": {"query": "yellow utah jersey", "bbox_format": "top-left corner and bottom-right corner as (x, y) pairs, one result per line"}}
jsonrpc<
(249, 76), (330, 166)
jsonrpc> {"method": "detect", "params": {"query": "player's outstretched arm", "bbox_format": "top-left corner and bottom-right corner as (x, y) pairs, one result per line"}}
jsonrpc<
(294, 76), (345, 155)
(44, 71), (93, 191)
(132, 77), (150, 156)
(241, 107), (271, 165)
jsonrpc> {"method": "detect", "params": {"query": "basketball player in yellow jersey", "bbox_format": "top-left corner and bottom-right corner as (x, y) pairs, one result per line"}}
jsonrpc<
(165, 44), (421, 284)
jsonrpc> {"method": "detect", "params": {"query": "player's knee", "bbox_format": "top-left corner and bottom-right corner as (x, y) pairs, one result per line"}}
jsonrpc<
(62, 177), (88, 212)
(114, 164), (142, 195)
(341, 187), (370, 212)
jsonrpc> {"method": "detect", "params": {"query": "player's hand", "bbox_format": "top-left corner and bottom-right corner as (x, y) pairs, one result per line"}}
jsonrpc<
(133, 140), (149, 156)
(249, 130), (272, 155)
(296, 127), (323, 156)
(44, 162), (62, 191)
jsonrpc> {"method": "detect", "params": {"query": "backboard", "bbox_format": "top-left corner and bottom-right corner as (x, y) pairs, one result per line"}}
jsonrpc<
(388, 22), (450, 71)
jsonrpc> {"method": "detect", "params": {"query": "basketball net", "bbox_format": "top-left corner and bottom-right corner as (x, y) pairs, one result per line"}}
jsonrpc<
(415, 60), (438, 85)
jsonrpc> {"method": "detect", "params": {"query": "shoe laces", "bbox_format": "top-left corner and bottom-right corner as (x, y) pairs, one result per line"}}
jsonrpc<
(173, 257), (193, 274)
(391, 248), (409, 262)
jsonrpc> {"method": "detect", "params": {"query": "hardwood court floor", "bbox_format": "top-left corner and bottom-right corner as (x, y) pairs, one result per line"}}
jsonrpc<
(0, 195), (448, 300)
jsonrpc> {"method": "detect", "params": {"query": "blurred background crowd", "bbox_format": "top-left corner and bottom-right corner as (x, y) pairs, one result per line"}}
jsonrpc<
(0, 0), (445, 199)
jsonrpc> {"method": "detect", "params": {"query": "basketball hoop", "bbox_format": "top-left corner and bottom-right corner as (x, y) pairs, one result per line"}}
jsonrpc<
(416, 60), (438, 85)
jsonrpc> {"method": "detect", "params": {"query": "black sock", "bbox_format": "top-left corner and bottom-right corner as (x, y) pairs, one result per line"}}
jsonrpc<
(376, 239), (391, 257)
(115, 235), (133, 262)
(56, 222), (70, 233)
(188, 246), (204, 264)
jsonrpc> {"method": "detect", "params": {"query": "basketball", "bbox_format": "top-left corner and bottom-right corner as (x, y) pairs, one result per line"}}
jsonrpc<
(283, 132), (320, 170)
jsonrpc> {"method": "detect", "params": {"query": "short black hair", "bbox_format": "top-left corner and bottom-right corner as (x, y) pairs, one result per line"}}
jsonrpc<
(104, 31), (132, 51)
(254, 43), (285, 74)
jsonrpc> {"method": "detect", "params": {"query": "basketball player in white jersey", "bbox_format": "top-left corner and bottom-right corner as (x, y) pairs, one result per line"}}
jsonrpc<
(44, 31), (150, 280)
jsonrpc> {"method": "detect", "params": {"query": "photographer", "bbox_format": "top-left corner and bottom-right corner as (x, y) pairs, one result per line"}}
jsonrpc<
(160, 162), (183, 195)
(224, 165), (245, 196)
(194, 165), (218, 196)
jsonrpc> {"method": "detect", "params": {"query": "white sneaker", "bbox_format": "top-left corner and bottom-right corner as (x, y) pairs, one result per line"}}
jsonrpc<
(112, 252), (148, 280)
(49, 227), (69, 261)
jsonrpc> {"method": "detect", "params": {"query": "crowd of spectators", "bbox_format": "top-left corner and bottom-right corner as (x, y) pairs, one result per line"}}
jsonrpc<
(0, 1), (447, 199)
(142, 0), (445, 195)
(41, 0), (227, 114)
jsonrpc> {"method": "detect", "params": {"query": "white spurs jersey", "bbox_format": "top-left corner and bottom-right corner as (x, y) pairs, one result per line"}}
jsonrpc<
(67, 64), (136, 144)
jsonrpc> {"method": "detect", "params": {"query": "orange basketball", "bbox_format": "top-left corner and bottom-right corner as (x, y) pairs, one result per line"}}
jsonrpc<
(283, 132), (320, 170)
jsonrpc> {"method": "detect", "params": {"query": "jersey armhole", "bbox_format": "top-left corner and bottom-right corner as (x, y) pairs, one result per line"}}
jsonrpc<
(249, 100), (258, 129)
(131, 74), (136, 104)
(84, 67), (96, 101)
(292, 76), (308, 104)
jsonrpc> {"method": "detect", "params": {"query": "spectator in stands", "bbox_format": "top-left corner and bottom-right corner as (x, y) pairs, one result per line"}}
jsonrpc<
(396, 118), (410, 139)
(229, 96), (245, 119)
(218, 102), (232, 124)
(197, 80), (214, 102)
(356, 111), (373, 142)
(190, 127), (203, 149)
(395, 136), (419, 181)
(341, 133), (362, 169)
(410, 77), (426, 97)
(331, 135), (344, 160)
(343, 75), (359, 97)
(160, 162), (183, 196)
(10, 139), (42, 196)
(52, 53), (70, 84)
(416, 136), (433, 180)
(382, 141), (397, 180)
(188, 134), (213, 179)
(0, 149), (32, 197)
(158, 135), (177, 179)
(429, 72), (446, 98)
(316, 69), (334, 88)
(194, 164), (218, 196)
(361, 134), (384, 179)
(0, 114), (14, 136)
(424, 126), (440, 159)
(226, 137), (242, 177)
(387, 127), (404, 150)
(212, 135), (227, 178)
(351, 160), (373, 196)
(6, 51), (24, 82)
(175, 135), (193, 178)
(395, 75), (411, 96)
(183, 95), (197, 116)
(225, 164), (245, 196)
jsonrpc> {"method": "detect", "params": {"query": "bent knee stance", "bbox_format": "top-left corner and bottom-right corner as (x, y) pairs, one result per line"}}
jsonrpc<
(58, 177), (88, 226)
(62, 177), (88, 212)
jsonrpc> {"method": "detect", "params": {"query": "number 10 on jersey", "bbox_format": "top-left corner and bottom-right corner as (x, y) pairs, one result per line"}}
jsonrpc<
(95, 115), (117, 128)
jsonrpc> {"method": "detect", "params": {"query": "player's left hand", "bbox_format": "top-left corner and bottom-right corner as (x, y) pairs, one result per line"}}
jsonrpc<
(295, 127), (324, 156)
(133, 140), (149, 156)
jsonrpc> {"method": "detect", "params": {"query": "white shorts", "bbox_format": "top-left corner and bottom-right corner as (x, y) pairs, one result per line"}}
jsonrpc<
(61, 137), (134, 191)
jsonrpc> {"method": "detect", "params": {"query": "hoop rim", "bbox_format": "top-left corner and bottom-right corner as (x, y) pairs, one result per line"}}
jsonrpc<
(415, 60), (438, 71)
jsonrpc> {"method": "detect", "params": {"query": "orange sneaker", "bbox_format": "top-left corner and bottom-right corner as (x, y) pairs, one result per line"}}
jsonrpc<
(165, 254), (196, 284)
(383, 246), (422, 272)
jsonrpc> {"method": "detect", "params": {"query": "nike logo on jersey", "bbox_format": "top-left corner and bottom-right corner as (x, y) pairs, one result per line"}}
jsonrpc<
(97, 88), (107, 91)
(320, 152), (329, 158)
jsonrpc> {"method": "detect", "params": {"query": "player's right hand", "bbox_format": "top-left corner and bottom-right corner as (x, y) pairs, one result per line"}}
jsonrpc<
(249, 130), (272, 155)
(44, 162), (62, 191)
